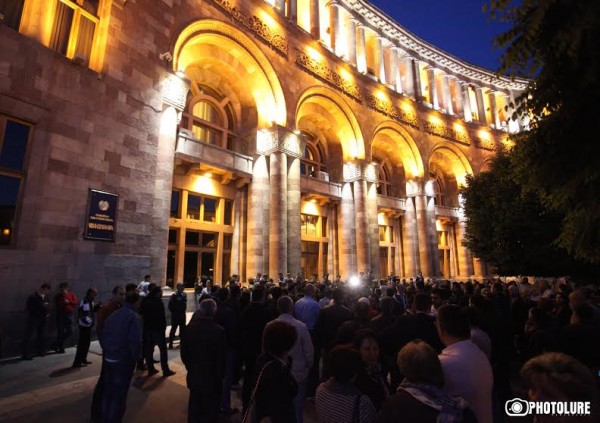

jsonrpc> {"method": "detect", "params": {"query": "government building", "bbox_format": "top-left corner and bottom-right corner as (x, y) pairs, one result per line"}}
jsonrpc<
(0, 0), (526, 355)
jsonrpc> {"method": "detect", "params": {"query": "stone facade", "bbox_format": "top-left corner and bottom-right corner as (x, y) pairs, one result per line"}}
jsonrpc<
(0, 0), (525, 356)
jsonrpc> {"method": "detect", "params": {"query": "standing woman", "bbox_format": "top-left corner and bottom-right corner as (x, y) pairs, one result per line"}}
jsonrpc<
(73, 288), (98, 367)
(352, 329), (390, 411)
(247, 320), (298, 423)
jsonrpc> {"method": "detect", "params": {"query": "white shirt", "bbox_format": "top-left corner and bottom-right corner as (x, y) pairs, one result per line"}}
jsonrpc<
(267, 313), (314, 383)
(439, 340), (493, 423)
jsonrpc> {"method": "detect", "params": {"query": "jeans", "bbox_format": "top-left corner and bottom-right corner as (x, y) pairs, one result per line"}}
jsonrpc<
(145, 329), (169, 371)
(74, 326), (91, 365)
(100, 358), (135, 423)
(91, 360), (106, 422)
(22, 316), (47, 357)
(56, 313), (73, 350)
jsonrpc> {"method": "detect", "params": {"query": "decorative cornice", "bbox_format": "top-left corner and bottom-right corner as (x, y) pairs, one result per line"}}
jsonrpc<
(422, 121), (470, 146)
(295, 50), (362, 101)
(342, 0), (528, 91)
(365, 95), (419, 129)
(473, 136), (496, 151)
(210, 0), (288, 56)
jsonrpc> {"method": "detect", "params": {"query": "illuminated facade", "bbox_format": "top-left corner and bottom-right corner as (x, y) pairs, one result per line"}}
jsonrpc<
(0, 0), (526, 353)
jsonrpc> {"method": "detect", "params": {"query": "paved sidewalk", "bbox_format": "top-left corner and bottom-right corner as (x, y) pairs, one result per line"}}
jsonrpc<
(0, 339), (319, 423)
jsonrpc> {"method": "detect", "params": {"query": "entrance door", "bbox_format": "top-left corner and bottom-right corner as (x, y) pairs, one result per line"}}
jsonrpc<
(201, 252), (215, 282)
(380, 247), (389, 278)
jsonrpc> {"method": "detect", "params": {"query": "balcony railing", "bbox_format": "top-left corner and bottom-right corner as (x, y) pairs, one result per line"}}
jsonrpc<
(377, 195), (406, 211)
(435, 205), (459, 218)
(175, 130), (253, 176)
(300, 175), (342, 198)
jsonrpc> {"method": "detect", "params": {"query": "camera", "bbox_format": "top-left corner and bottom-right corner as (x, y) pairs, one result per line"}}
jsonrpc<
(505, 398), (530, 416)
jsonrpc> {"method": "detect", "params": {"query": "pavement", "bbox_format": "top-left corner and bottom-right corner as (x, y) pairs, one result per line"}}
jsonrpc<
(0, 320), (320, 423)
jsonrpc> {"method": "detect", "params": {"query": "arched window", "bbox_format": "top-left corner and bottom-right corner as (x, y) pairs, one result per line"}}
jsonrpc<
(431, 174), (446, 206)
(181, 87), (236, 150)
(300, 133), (326, 178)
(377, 162), (392, 196)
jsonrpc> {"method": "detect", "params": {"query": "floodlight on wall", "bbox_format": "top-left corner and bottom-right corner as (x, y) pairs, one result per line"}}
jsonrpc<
(159, 52), (173, 62)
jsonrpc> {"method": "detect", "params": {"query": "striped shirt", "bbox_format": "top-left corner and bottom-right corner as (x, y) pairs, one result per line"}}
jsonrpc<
(316, 378), (377, 423)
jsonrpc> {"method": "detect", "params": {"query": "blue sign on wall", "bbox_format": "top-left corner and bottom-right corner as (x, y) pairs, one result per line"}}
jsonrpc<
(84, 189), (118, 241)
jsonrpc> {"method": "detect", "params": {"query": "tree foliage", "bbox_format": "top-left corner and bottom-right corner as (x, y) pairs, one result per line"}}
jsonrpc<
(461, 152), (572, 275)
(486, 0), (600, 263)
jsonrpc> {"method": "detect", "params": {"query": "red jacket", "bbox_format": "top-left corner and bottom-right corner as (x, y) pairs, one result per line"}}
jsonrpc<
(56, 291), (78, 314)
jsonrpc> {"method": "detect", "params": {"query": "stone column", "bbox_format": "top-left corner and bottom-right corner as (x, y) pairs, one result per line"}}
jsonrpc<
(389, 47), (401, 92)
(339, 182), (356, 276)
(247, 155), (269, 278)
(310, 0), (320, 39)
(275, 0), (285, 14)
(427, 67), (439, 109)
(367, 182), (380, 280)
(451, 77), (463, 116)
(269, 151), (288, 277)
(413, 59), (424, 102)
(375, 36), (386, 84)
(347, 18), (357, 65)
(289, 0), (297, 21)
(356, 24), (367, 74)
(443, 74), (454, 115)
(354, 179), (370, 274)
(400, 55), (414, 98)
(328, 1), (341, 55)
(287, 157), (302, 276)
(489, 91), (500, 128)
(415, 194), (433, 277)
(327, 203), (337, 277)
(152, 106), (179, 285)
(402, 196), (419, 278)
(462, 83), (472, 122)
(475, 86), (487, 124)
(230, 188), (245, 279)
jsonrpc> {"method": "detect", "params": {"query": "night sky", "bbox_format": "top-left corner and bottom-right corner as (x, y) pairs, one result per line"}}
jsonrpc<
(368, 0), (509, 71)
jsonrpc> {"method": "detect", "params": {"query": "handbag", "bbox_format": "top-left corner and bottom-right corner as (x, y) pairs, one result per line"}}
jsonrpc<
(243, 360), (274, 423)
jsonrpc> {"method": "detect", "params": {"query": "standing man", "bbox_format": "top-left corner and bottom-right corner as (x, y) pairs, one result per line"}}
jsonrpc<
(91, 285), (126, 423)
(181, 298), (226, 423)
(138, 275), (151, 298)
(99, 293), (143, 423)
(55, 282), (78, 353)
(140, 285), (175, 377)
(268, 296), (313, 423)
(295, 283), (321, 397)
(73, 288), (98, 367)
(22, 283), (51, 360)
(168, 283), (187, 349)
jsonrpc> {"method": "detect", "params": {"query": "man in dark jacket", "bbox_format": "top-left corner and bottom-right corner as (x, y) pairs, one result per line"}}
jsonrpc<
(140, 285), (175, 377)
(168, 283), (187, 349)
(22, 283), (51, 360)
(181, 298), (226, 423)
(319, 288), (353, 377)
(73, 288), (98, 367)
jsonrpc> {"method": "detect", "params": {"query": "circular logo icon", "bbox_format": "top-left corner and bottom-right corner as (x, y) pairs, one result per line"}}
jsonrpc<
(98, 200), (110, 211)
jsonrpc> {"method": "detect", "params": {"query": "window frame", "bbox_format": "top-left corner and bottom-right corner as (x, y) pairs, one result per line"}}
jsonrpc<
(0, 115), (33, 247)
(51, 0), (100, 64)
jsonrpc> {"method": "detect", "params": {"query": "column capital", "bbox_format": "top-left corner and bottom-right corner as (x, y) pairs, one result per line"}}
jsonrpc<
(256, 125), (306, 158)
(326, 0), (339, 7)
(405, 178), (436, 198)
(343, 160), (379, 183)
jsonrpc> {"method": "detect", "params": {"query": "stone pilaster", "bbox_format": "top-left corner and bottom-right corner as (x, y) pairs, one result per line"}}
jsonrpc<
(353, 179), (369, 273)
(489, 91), (500, 128)
(367, 182), (380, 280)
(457, 219), (474, 279)
(389, 47), (401, 92)
(413, 59), (424, 102)
(400, 55), (415, 98)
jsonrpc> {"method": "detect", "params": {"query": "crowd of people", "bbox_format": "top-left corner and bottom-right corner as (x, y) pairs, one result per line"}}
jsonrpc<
(19, 273), (600, 422)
